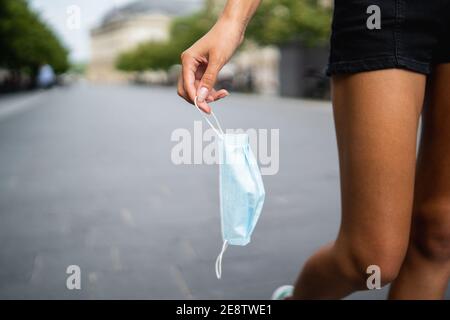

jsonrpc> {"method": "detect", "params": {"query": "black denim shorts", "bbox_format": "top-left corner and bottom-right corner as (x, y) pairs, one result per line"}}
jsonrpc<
(326, 0), (450, 76)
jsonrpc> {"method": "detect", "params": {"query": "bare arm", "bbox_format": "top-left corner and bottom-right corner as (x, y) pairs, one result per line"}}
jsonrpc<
(177, 0), (261, 113)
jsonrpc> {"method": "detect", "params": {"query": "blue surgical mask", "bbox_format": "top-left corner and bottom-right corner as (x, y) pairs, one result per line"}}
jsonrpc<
(194, 98), (265, 279)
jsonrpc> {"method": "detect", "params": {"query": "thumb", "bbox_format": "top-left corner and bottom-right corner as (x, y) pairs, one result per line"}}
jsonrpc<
(197, 60), (221, 103)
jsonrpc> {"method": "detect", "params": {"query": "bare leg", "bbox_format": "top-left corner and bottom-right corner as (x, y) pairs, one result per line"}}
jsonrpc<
(293, 70), (426, 299)
(389, 64), (450, 299)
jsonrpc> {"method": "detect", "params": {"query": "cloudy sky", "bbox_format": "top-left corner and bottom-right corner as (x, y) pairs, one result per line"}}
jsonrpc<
(30, 0), (134, 63)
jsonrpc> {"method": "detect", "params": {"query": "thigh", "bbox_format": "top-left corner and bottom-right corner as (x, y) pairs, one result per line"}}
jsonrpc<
(413, 64), (450, 254)
(332, 69), (426, 255)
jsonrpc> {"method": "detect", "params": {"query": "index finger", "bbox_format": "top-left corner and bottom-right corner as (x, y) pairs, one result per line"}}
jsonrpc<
(181, 54), (198, 104)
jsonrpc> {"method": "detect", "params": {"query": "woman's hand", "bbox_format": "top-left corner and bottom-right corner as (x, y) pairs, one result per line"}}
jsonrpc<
(177, 18), (245, 113)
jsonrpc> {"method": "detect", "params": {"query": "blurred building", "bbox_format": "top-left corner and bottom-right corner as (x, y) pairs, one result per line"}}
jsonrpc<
(231, 44), (280, 95)
(211, 0), (332, 96)
(87, 0), (202, 82)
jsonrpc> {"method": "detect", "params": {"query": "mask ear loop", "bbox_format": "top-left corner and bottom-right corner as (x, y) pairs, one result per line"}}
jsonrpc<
(193, 97), (227, 279)
(194, 97), (224, 138)
(215, 240), (228, 279)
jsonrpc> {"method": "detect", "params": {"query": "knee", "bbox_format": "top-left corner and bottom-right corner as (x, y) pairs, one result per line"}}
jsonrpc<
(350, 245), (405, 286)
(412, 202), (450, 262)
(336, 238), (407, 288)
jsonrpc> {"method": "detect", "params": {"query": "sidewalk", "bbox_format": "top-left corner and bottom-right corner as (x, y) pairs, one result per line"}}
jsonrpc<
(0, 90), (48, 122)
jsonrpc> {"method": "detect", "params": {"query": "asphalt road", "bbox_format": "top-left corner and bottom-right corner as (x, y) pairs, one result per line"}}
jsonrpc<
(0, 83), (448, 299)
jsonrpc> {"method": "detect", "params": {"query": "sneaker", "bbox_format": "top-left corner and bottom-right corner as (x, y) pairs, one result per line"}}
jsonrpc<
(271, 285), (294, 300)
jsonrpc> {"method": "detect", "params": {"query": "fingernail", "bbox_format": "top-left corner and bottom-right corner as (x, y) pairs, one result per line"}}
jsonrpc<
(197, 87), (208, 102)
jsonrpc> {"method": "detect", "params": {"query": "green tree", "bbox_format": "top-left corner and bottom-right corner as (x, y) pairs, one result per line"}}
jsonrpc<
(246, 0), (332, 47)
(0, 0), (69, 74)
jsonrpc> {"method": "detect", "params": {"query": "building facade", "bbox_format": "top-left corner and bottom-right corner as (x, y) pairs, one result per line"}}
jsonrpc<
(87, 0), (201, 82)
